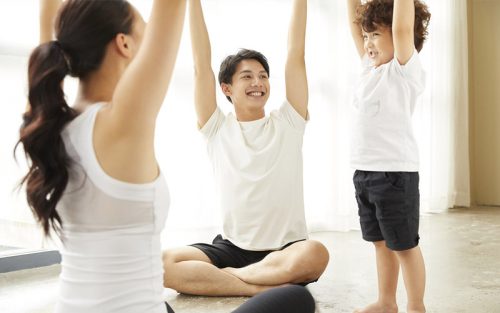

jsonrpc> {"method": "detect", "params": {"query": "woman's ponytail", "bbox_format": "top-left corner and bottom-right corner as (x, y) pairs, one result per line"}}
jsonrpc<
(16, 41), (76, 236)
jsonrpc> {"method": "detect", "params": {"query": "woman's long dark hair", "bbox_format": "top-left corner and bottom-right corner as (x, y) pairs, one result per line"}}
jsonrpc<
(15, 0), (134, 236)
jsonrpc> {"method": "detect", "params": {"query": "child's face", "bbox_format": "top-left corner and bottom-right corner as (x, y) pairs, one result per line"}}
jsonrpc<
(362, 25), (394, 67)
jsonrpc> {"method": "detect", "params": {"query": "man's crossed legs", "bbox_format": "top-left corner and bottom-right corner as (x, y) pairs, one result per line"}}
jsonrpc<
(162, 234), (329, 296)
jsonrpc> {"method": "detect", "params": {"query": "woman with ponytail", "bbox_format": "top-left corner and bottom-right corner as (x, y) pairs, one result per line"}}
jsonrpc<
(17, 1), (318, 312)
(16, 0), (186, 312)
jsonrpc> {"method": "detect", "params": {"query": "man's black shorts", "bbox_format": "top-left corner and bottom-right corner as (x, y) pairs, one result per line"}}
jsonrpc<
(353, 170), (420, 251)
(191, 234), (304, 269)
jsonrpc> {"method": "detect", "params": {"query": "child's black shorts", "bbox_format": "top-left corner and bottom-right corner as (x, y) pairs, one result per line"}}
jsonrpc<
(353, 170), (420, 251)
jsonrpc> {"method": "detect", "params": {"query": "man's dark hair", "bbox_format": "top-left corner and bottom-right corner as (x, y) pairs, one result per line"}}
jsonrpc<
(218, 49), (270, 103)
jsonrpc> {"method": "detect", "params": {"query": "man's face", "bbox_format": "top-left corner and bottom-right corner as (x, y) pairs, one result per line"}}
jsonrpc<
(222, 59), (270, 110)
(362, 25), (394, 67)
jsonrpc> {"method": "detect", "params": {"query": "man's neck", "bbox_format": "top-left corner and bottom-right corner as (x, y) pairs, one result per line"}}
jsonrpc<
(234, 106), (265, 122)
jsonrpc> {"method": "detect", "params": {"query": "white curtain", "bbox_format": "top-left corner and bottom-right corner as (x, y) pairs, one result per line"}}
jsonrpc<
(0, 0), (470, 250)
(413, 0), (470, 213)
(157, 0), (471, 241)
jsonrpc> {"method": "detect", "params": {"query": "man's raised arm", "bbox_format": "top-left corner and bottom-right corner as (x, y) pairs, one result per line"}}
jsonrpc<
(190, 0), (217, 128)
(285, 0), (308, 119)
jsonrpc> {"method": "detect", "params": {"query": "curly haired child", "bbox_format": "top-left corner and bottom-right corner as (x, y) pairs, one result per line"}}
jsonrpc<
(346, 0), (431, 312)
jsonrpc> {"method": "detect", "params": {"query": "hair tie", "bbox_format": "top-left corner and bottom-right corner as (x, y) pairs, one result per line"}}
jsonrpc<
(52, 40), (72, 73)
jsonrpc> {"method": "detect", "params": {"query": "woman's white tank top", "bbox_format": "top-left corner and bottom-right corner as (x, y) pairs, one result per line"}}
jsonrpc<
(55, 104), (169, 313)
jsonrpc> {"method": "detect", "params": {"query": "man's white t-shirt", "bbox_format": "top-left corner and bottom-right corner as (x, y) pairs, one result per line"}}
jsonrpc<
(350, 50), (426, 172)
(200, 100), (309, 251)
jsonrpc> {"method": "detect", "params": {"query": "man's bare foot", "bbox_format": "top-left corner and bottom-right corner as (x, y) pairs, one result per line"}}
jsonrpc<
(248, 283), (280, 296)
(223, 267), (292, 292)
(354, 302), (398, 313)
(222, 267), (242, 279)
(221, 267), (249, 281)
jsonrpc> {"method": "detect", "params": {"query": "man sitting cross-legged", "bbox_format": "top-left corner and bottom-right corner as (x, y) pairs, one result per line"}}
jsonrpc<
(162, 0), (329, 297)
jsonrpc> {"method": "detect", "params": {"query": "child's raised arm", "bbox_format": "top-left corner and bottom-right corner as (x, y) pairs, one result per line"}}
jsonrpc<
(347, 0), (364, 58)
(393, 0), (415, 64)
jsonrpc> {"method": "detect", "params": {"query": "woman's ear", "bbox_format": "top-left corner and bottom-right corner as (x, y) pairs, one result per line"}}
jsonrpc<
(113, 33), (133, 59)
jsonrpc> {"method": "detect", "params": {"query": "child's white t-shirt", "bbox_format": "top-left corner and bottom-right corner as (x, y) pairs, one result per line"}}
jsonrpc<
(350, 50), (426, 172)
(200, 101), (309, 251)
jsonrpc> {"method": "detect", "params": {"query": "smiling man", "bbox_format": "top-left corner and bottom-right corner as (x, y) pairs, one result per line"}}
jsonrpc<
(161, 0), (329, 297)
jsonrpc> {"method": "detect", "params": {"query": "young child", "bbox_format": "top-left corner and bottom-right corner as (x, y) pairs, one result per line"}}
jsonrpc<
(346, 0), (431, 312)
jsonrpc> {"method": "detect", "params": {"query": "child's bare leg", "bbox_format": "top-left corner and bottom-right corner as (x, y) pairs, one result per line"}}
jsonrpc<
(396, 246), (426, 313)
(354, 241), (399, 313)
